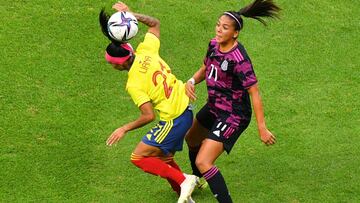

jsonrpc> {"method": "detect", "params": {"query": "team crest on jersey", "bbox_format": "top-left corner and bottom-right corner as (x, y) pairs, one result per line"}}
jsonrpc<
(220, 60), (228, 71)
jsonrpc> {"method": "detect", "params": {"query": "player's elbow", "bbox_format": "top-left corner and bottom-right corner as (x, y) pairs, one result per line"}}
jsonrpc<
(152, 18), (160, 27)
(152, 18), (160, 32)
(149, 114), (156, 122)
(147, 19), (160, 38)
(145, 112), (156, 123)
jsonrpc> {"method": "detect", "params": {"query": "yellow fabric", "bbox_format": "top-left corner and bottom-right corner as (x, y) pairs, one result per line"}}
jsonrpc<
(126, 33), (189, 121)
(155, 120), (173, 143)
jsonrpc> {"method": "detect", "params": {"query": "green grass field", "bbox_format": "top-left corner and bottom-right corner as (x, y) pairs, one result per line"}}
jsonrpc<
(1, 0), (359, 202)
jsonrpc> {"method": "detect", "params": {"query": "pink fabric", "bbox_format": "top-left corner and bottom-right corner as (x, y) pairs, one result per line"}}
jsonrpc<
(105, 43), (134, 65)
(203, 166), (219, 180)
(105, 52), (130, 64)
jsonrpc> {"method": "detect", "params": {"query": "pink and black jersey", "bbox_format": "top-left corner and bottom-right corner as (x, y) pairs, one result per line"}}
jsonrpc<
(203, 38), (257, 126)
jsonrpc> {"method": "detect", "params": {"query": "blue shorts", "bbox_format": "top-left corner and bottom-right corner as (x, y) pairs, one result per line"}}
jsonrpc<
(142, 107), (193, 155)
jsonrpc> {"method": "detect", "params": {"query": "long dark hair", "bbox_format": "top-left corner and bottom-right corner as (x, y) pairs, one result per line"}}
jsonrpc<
(224, 0), (281, 31)
(99, 8), (126, 46)
(99, 9), (114, 41)
(99, 9), (130, 57)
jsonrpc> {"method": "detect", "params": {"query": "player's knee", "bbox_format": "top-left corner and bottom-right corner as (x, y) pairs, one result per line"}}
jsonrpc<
(130, 153), (143, 168)
(130, 158), (137, 166)
(195, 157), (212, 173)
(130, 156), (152, 174)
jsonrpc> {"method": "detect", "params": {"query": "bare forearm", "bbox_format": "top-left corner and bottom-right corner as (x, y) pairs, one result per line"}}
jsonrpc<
(131, 12), (160, 38)
(192, 64), (206, 84)
(132, 12), (159, 28)
(252, 94), (266, 130)
(248, 85), (266, 131)
(121, 114), (154, 133)
(112, 2), (159, 27)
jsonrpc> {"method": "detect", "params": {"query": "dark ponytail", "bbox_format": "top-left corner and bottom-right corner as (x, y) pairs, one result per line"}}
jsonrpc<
(239, 0), (280, 25)
(99, 8), (122, 45)
(224, 0), (281, 30)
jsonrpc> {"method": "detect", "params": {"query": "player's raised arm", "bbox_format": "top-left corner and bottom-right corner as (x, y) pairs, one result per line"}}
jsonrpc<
(112, 2), (160, 38)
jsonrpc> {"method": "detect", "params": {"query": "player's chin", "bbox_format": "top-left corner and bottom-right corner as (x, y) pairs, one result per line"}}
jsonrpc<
(215, 36), (222, 43)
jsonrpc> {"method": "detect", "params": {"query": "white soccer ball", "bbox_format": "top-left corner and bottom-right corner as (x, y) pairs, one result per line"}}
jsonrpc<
(107, 11), (138, 42)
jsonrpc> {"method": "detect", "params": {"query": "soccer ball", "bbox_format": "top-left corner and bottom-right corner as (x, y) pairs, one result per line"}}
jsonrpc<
(107, 11), (138, 42)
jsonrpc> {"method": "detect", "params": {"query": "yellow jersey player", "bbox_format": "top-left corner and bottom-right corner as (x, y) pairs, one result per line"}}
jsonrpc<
(99, 2), (198, 203)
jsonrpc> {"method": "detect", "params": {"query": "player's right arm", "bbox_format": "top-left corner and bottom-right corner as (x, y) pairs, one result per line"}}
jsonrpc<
(112, 2), (160, 38)
(106, 102), (155, 146)
(185, 64), (206, 102)
(247, 84), (276, 146)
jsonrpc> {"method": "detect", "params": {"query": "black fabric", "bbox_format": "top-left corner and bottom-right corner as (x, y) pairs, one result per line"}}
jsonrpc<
(195, 103), (216, 130)
(106, 42), (130, 57)
(204, 169), (233, 203)
(208, 119), (249, 154)
(196, 103), (250, 154)
(188, 149), (202, 177)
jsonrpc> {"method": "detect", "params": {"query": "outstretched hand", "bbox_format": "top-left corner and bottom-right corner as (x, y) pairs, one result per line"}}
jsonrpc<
(112, 2), (129, 12)
(106, 127), (127, 146)
(259, 128), (276, 146)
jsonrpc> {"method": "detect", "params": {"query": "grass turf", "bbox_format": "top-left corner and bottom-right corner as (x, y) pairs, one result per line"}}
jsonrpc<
(1, 0), (359, 202)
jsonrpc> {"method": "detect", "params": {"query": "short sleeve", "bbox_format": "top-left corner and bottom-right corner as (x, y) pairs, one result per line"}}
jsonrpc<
(127, 87), (151, 107)
(136, 32), (160, 55)
(234, 60), (258, 89)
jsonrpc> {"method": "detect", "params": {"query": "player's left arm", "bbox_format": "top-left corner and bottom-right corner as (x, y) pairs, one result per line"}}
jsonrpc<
(112, 2), (160, 38)
(106, 102), (155, 146)
(247, 84), (276, 145)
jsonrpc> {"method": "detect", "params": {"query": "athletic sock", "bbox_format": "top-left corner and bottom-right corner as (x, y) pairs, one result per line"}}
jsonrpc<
(130, 153), (185, 185)
(203, 166), (232, 203)
(188, 147), (202, 177)
(165, 158), (182, 196)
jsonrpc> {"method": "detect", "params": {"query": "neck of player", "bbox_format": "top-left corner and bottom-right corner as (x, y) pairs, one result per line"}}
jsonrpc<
(219, 40), (237, 53)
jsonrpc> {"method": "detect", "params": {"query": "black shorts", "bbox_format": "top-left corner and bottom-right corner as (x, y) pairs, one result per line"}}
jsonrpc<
(196, 103), (250, 154)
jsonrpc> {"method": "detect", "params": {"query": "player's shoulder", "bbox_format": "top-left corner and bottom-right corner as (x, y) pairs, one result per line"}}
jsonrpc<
(207, 38), (217, 49)
(209, 38), (217, 45)
(136, 32), (160, 54)
(223, 42), (251, 65)
(205, 38), (218, 58)
(235, 42), (251, 61)
(143, 32), (160, 46)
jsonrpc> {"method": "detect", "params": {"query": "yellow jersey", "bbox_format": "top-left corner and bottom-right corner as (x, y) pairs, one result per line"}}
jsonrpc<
(126, 33), (189, 121)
